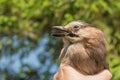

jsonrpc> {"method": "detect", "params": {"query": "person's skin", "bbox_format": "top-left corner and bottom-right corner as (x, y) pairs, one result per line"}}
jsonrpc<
(53, 64), (112, 80)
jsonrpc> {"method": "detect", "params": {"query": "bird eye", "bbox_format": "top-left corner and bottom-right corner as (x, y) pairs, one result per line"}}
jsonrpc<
(74, 25), (79, 28)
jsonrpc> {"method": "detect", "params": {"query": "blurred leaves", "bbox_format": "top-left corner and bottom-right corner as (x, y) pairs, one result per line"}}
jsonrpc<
(0, 0), (120, 80)
(108, 54), (120, 80)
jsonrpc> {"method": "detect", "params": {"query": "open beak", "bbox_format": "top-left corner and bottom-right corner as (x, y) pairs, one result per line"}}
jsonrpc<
(51, 26), (79, 37)
(51, 26), (68, 37)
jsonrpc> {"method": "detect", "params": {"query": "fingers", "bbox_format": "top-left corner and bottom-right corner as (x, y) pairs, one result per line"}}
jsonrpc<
(86, 70), (112, 80)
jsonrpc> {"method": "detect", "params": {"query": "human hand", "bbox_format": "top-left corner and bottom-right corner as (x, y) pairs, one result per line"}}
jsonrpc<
(53, 64), (112, 80)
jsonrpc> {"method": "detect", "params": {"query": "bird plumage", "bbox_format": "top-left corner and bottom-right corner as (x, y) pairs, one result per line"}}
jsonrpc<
(52, 21), (109, 75)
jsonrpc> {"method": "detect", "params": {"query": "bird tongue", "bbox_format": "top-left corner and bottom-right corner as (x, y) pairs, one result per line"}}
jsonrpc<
(51, 33), (67, 37)
(51, 26), (79, 37)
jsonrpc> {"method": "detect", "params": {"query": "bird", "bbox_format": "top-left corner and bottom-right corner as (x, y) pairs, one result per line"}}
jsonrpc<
(51, 21), (109, 76)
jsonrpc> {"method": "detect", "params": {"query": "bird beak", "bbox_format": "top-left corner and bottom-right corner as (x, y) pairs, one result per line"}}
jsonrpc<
(51, 26), (79, 37)
(51, 26), (68, 37)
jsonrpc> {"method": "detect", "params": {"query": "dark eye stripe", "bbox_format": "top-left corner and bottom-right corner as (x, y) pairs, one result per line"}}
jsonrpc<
(74, 25), (79, 28)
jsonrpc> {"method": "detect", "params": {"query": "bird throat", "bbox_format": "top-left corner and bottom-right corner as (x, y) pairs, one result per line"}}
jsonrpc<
(59, 44), (70, 61)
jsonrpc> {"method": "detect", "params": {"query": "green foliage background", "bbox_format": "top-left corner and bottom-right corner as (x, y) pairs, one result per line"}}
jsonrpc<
(0, 0), (120, 80)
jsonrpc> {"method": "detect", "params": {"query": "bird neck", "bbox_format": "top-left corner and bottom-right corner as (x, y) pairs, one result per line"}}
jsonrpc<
(59, 44), (70, 61)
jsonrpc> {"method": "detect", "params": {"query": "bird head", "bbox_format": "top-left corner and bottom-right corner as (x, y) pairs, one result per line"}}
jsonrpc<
(51, 21), (92, 45)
